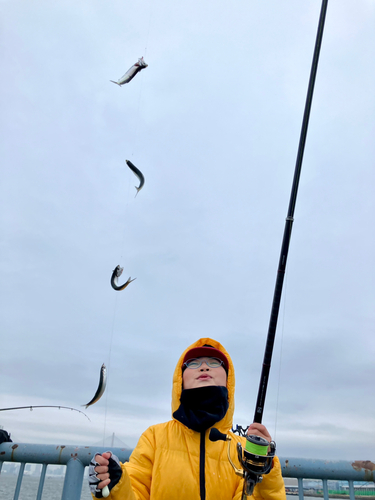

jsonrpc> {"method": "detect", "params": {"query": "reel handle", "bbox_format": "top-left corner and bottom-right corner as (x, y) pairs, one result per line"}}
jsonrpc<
(209, 428), (227, 442)
(209, 429), (245, 479)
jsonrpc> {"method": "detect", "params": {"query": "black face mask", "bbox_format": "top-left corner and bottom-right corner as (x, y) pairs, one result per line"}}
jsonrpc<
(173, 386), (229, 432)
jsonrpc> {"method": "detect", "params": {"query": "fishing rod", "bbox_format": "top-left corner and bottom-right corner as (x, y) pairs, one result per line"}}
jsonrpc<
(254, 0), (329, 426)
(0, 406), (91, 421)
(210, 0), (329, 497)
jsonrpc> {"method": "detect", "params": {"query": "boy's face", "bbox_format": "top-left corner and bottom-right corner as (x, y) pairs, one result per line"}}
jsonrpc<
(182, 357), (227, 390)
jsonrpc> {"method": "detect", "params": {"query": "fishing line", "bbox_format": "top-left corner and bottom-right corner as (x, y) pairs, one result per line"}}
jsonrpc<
(273, 268), (288, 441)
(102, 175), (134, 443)
(129, 83), (146, 161)
(103, 292), (120, 445)
(272, 210), (295, 440)
(101, 0), (154, 442)
(143, 0), (154, 59)
(129, 0), (153, 159)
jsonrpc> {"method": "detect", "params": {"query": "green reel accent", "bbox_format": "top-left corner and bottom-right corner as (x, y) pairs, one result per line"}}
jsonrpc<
(245, 438), (269, 456)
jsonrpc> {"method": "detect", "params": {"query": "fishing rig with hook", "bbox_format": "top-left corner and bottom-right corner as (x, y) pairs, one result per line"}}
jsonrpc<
(209, 1), (329, 497)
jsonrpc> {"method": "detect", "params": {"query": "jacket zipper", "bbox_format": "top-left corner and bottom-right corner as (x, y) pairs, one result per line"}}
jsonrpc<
(199, 431), (206, 500)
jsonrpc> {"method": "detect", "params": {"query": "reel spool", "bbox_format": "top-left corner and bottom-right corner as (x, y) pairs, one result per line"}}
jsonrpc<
(238, 434), (276, 497)
(209, 429), (276, 499)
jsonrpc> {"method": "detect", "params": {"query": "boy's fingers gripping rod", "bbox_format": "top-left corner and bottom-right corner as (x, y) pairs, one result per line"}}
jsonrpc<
(253, 0), (329, 426)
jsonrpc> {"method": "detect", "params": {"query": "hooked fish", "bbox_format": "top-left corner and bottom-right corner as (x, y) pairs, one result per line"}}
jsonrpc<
(111, 265), (136, 291)
(110, 57), (148, 86)
(83, 364), (107, 409)
(126, 159), (145, 195)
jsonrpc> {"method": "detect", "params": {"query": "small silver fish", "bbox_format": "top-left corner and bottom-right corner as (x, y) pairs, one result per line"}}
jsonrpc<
(83, 364), (107, 409)
(126, 159), (145, 195)
(111, 265), (136, 291)
(110, 57), (148, 86)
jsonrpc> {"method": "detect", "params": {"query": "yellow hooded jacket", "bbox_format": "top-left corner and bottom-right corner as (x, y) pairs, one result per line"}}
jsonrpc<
(103, 338), (286, 500)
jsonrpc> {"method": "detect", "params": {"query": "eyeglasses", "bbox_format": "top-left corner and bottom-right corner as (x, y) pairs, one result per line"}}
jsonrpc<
(183, 357), (224, 369)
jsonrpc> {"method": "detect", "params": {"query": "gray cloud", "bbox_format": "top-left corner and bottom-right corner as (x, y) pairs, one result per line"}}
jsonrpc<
(1, 0), (374, 463)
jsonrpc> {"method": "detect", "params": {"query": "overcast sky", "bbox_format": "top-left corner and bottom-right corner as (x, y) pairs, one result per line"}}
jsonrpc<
(1, 0), (374, 462)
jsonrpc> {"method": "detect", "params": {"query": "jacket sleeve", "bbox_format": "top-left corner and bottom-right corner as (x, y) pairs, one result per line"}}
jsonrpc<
(106, 428), (155, 500)
(251, 457), (286, 500)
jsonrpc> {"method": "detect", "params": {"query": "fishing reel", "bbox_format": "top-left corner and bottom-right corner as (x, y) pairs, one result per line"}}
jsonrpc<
(209, 428), (276, 499)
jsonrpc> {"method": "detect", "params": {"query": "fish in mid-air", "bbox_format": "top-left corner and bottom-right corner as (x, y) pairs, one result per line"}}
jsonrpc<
(83, 364), (107, 409)
(111, 265), (136, 291)
(110, 57), (148, 86)
(126, 159), (145, 195)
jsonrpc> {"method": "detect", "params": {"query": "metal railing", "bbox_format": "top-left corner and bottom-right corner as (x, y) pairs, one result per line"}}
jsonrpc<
(0, 443), (131, 500)
(280, 457), (375, 500)
(1, 443), (374, 499)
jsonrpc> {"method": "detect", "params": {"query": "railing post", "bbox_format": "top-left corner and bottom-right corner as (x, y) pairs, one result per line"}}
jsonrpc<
(36, 463), (48, 500)
(14, 463), (25, 500)
(298, 477), (304, 500)
(61, 457), (85, 500)
(322, 478), (329, 499)
(348, 480), (355, 500)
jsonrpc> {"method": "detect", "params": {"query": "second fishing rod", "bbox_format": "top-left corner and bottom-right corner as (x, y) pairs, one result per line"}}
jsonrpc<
(209, 0), (329, 498)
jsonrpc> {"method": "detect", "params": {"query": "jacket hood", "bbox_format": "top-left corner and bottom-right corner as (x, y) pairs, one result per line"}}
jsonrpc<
(172, 338), (235, 432)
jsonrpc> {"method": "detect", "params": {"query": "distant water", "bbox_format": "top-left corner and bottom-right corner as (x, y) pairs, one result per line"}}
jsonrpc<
(0, 475), (92, 500)
(0, 475), (319, 500)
